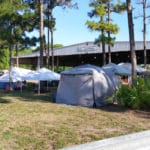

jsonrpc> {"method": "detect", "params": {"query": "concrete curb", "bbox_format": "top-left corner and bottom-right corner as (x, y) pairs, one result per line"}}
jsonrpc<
(60, 130), (150, 150)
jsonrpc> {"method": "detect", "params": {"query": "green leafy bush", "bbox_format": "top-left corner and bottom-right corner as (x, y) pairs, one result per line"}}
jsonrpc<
(143, 76), (150, 89)
(26, 83), (35, 91)
(116, 85), (138, 108)
(0, 48), (9, 69)
(116, 77), (150, 110)
(139, 91), (150, 110)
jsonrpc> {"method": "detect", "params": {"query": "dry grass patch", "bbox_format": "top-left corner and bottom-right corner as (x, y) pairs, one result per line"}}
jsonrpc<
(0, 91), (150, 149)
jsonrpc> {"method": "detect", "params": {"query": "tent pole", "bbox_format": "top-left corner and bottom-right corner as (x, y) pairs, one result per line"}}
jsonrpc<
(38, 80), (40, 95)
(92, 78), (96, 108)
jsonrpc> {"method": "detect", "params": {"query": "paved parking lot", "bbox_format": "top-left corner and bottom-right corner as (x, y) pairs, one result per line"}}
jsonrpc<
(60, 130), (150, 150)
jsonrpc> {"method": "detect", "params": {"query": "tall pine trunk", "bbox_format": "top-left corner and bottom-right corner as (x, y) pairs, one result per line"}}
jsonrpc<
(143, 0), (147, 68)
(15, 43), (19, 67)
(126, 0), (137, 86)
(50, 8), (54, 71)
(39, 0), (44, 68)
(101, 16), (106, 66)
(9, 44), (13, 90)
(47, 5), (50, 68)
(107, 0), (111, 63)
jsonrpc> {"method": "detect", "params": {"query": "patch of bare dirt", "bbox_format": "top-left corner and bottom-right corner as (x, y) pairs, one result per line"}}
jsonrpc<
(100, 103), (150, 119)
(132, 110), (150, 119)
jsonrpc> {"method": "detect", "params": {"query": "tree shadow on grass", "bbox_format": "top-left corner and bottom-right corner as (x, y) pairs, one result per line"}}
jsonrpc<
(99, 104), (150, 119)
(97, 103), (128, 113)
(0, 98), (11, 104)
(1, 90), (54, 103)
(133, 110), (150, 119)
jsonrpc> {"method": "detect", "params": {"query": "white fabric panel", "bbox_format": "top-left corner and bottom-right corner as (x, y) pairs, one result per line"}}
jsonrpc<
(24, 67), (60, 81)
(0, 67), (32, 82)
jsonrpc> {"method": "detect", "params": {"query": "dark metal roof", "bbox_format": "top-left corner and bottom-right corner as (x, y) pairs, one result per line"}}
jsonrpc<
(18, 41), (150, 58)
(12, 41), (150, 67)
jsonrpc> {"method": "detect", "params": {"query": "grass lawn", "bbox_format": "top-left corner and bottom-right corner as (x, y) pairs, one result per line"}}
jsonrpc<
(0, 90), (150, 150)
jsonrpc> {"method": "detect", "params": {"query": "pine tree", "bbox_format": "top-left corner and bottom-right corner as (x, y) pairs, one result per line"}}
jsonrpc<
(126, 0), (137, 86)
(24, 0), (77, 70)
(0, 0), (38, 87)
(86, 0), (119, 65)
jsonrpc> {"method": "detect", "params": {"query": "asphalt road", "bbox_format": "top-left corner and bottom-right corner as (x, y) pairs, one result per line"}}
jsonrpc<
(60, 130), (150, 150)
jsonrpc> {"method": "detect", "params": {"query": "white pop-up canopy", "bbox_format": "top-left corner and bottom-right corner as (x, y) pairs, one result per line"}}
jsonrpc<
(24, 67), (60, 81)
(24, 67), (60, 94)
(0, 67), (33, 82)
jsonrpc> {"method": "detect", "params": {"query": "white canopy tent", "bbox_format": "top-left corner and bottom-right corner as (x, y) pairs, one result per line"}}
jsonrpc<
(24, 68), (60, 81)
(0, 67), (33, 89)
(24, 67), (60, 94)
(0, 67), (33, 82)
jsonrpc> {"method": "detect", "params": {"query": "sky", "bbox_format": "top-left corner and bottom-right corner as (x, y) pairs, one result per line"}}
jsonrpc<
(42, 0), (150, 46)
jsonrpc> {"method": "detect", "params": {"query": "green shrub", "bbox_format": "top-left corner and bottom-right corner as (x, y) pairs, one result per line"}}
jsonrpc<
(139, 91), (150, 110)
(116, 85), (138, 108)
(116, 77), (150, 110)
(143, 76), (150, 89)
(136, 77), (147, 92)
(26, 83), (35, 91)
